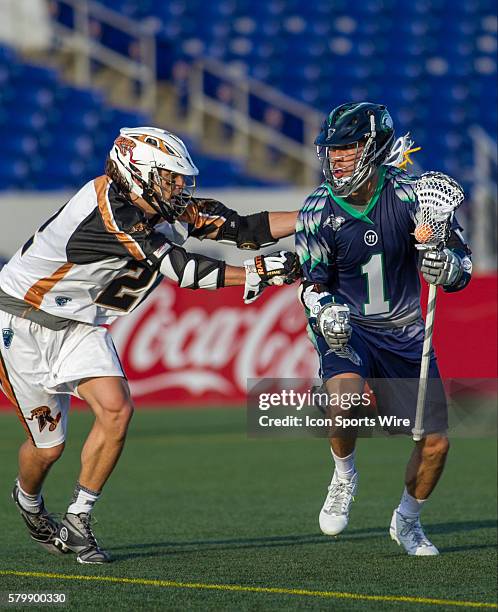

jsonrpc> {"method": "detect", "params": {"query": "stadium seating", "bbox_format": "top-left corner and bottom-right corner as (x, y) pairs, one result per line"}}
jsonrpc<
(51, 0), (497, 180)
(0, 43), (274, 190)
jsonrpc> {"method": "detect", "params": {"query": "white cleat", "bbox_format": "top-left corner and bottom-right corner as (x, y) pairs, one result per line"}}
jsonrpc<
(389, 509), (439, 556)
(319, 471), (358, 536)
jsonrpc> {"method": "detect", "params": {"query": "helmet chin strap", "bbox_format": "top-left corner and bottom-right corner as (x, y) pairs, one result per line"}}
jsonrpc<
(145, 189), (177, 222)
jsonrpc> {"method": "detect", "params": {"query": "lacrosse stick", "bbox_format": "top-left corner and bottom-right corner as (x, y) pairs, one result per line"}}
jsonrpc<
(412, 172), (464, 441)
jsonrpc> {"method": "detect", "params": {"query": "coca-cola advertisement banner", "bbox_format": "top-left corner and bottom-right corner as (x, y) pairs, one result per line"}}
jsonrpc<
(0, 276), (496, 408)
(112, 282), (316, 405)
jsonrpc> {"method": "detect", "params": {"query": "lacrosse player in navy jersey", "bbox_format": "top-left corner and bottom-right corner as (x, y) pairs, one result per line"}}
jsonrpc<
(296, 103), (472, 555)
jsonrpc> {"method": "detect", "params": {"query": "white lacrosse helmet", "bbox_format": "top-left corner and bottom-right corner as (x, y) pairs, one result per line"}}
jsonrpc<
(109, 126), (199, 221)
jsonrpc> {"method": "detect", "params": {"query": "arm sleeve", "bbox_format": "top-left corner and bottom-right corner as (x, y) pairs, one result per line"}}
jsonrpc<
(295, 195), (336, 322)
(295, 199), (334, 285)
(158, 245), (226, 290)
(179, 198), (276, 249)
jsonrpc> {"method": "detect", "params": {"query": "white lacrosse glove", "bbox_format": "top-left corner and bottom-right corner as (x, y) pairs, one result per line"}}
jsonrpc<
(316, 303), (352, 350)
(243, 251), (300, 304)
(420, 248), (464, 286)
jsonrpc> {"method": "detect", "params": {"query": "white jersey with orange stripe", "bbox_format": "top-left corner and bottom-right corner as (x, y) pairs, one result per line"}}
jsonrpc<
(0, 176), (217, 326)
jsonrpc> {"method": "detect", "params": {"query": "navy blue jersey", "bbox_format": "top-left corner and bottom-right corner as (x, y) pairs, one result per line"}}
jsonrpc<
(296, 166), (467, 329)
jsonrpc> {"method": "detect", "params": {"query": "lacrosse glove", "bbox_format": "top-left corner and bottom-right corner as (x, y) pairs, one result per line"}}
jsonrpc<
(420, 248), (464, 287)
(316, 302), (352, 350)
(243, 251), (301, 303)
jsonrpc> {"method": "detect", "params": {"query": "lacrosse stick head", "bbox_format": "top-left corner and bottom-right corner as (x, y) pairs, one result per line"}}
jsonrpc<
(413, 171), (465, 250)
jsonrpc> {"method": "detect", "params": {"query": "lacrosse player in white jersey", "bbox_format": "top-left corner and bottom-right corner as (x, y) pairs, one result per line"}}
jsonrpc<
(0, 127), (300, 564)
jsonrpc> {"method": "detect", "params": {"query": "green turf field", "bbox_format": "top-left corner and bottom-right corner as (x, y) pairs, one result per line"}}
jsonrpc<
(0, 408), (496, 611)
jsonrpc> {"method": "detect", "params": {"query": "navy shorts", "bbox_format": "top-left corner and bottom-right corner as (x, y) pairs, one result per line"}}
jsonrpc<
(314, 320), (448, 435)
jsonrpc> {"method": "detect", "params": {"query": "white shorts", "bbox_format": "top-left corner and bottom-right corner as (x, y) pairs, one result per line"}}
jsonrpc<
(0, 310), (124, 448)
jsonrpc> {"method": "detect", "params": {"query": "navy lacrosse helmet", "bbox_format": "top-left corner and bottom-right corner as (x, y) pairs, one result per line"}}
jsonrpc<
(315, 102), (395, 197)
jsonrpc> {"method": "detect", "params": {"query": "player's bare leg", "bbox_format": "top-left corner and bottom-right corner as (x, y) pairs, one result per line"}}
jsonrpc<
(77, 376), (134, 491)
(18, 439), (65, 495)
(56, 376), (134, 564)
(405, 433), (449, 499)
(13, 437), (69, 555)
(319, 373), (362, 536)
(390, 433), (449, 556)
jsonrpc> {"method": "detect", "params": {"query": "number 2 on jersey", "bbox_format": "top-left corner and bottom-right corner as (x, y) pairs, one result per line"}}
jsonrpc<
(95, 262), (160, 312)
(361, 253), (390, 315)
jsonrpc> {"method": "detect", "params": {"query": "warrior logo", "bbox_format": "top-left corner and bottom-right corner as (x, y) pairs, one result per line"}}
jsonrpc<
(27, 407), (62, 433)
(115, 136), (137, 158)
(324, 214), (345, 232)
(2, 328), (13, 349)
(364, 230), (378, 246)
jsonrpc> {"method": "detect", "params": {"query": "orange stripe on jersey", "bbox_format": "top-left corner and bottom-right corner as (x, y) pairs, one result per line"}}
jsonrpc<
(0, 352), (35, 444)
(24, 262), (74, 310)
(94, 176), (146, 261)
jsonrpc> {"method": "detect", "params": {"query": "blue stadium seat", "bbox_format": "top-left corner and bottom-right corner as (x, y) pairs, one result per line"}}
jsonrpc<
(7, 0), (498, 187)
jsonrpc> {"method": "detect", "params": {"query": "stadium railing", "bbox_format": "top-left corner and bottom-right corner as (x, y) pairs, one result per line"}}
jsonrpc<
(469, 125), (497, 272)
(50, 0), (157, 113)
(186, 57), (323, 185)
(48, 0), (324, 186)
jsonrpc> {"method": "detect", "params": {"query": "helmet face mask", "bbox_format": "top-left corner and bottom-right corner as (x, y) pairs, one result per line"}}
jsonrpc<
(315, 102), (395, 197)
(109, 127), (199, 222)
(144, 167), (196, 222)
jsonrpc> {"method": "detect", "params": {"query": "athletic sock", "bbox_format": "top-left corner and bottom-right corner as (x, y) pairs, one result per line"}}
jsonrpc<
(67, 482), (101, 516)
(331, 448), (356, 481)
(398, 487), (426, 518)
(16, 480), (42, 513)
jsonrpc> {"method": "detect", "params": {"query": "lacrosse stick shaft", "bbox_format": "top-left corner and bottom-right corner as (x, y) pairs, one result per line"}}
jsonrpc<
(412, 282), (438, 441)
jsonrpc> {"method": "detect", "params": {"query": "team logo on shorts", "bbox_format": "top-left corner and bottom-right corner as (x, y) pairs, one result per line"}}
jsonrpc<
(55, 296), (72, 307)
(27, 407), (61, 433)
(326, 346), (362, 366)
(2, 328), (13, 349)
(364, 230), (378, 246)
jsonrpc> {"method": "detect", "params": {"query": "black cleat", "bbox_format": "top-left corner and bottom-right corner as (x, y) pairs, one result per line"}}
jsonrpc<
(55, 513), (112, 564)
(12, 484), (71, 555)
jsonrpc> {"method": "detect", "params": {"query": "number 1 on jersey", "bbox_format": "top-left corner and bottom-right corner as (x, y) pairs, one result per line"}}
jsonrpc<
(361, 253), (390, 315)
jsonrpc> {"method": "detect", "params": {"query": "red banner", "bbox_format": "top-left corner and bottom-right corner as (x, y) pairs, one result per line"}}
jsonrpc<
(0, 276), (496, 408)
(111, 282), (316, 405)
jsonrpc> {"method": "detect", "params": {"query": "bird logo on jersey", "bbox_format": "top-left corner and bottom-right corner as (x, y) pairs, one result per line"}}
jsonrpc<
(2, 328), (13, 349)
(27, 407), (62, 433)
(324, 214), (345, 232)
